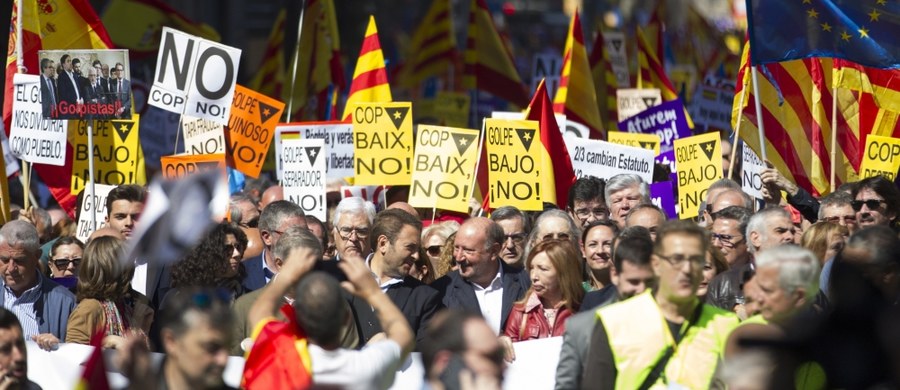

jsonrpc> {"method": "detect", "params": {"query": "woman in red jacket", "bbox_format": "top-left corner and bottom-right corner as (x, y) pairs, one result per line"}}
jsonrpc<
(502, 239), (585, 344)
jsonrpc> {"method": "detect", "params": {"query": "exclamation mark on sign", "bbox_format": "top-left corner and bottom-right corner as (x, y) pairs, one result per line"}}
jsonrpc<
(406, 157), (411, 174)
(535, 183), (541, 200)
(462, 185), (469, 201)
(218, 134), (224, 152)
(256, 152), (265, 167)
(319, 195), (324, 211)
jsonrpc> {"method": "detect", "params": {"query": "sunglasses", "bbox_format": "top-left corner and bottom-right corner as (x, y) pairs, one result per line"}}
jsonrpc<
(426, 245), (443, 257)
(52, 258), (81, 269)
(851, 199), (886, 212)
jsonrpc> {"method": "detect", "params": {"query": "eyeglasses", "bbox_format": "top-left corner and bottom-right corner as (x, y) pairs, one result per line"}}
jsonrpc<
(51, 258), (81, 269)
(573, 207), (609, 219)
(851, 199), (886, 212)
(655, 253), (705, 267)
(224, 244), (243, 255)
(820, 215), (856, 224)
(337, 226), (370, 240)
(542, 232), (570, 241)
(426, 245), (443, 257)
(710, 233), (744, 248)
(240, 217), (259, 228)
(504, 233), (527, 244)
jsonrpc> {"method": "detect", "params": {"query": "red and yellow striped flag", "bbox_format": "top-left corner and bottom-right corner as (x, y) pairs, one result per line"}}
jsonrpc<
(636, 25), (694, 128)
(589, 29), (619, 135)
(528, 79), (577, 208)
(287, 0), (344, 121)
(397, 0), (457, 88)
(342, 16), (392, 120)
(5, 0), (113, 216)
(250, 9), (286, 103)
(463, 0), (529, 108)
(833, 59), (900, 169)
(553, 12), (604, 139)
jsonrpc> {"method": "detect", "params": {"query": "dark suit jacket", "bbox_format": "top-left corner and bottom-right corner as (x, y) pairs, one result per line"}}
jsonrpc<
(349, 276), (443, 349)
(111, 78), (131, 117)
(39, 75), (57, 117)
(0, 273), (75, 340)
(57, 71), (82, 105)
(83, 81), (106, 104)
(432, 261), (530, 332)
(241, 254), (267, 293)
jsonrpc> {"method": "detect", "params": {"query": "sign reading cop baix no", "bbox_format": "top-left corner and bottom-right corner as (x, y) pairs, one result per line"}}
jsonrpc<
(485, 118), (543, 211)
(351, 102), (414, 186)
(408, 125), (480, 213)
(149, 27), (241, 125)
(860, 135), (900, 180)
(674, 132), (722, 219)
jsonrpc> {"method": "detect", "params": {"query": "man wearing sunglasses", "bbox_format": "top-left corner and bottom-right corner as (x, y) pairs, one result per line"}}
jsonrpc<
(851, 176), (900, 230)
(241, 200), (307, 292)
(818, 192), (858, 234)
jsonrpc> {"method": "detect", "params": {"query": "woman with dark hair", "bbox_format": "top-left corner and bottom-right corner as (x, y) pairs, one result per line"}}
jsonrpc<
(48, 236), (85, 289)
(170, 222), (248, 300)
(66, 236), (152, 348)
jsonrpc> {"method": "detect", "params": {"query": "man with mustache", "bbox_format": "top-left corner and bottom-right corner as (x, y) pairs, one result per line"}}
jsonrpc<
(851, 176), (900, 230)
(581, 220), (739, 389)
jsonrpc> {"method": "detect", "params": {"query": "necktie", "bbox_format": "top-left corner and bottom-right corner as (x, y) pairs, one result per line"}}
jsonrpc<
(118, 80), (123, 102)
(263, 267), (275, 281)
(46, 77), (56, 105)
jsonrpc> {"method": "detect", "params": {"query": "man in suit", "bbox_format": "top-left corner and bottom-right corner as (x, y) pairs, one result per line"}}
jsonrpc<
(39, 58), (58, 117)
(349, 209), (442, 347)
(241, 200), (308, 292)
(83, 67), (106, 105)
(56, 54), (83, 111)
(111, 62), (131, 118)
(432, 217), (530, 335)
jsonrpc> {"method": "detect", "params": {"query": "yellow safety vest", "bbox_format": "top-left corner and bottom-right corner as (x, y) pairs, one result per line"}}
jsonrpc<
(735, 314), (827, 389)
(597, 290), (739, 389)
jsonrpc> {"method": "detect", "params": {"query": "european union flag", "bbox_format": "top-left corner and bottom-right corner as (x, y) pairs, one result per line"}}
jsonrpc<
(747, 0), (900, 69)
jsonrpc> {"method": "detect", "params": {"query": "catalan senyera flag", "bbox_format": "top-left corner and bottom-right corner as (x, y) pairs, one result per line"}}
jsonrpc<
(5, 0), (113, 216)
(102, 0), (220, 58)
(636, 25), (694, 128)
(288, 0), (344, 121)
(589, 29), (619, 136)
(528, 79), (577, 208)
(242, 304), (313, 390)
(833, 58), (900, 167)
(397, 0), (457, 87)
(249, 9), (286, 103)
(553, 12), (604, 140)
(342, 16), (392, 120)
(74, 331), (109, 390)
(463, 0), (529, 108)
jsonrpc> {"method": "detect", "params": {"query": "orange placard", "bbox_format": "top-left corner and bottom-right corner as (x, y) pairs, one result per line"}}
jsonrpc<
(160, 153), (227, 179)
(226, 85), (285, 178)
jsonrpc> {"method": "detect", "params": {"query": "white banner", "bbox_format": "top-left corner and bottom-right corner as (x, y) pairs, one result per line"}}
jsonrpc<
(566, 135), (655, 183)
(9, 74), (68, 166)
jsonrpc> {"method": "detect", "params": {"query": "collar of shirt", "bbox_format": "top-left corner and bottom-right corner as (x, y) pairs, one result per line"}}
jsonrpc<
(3, 271), (43, 302)
(261, 248), (276, 280)
(471, 265), (503, 293)
(365, 253), (404, 291)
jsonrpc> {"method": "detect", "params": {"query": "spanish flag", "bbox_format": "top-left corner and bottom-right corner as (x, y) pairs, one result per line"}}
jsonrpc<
(553, 12), (604, 140)
(589, 29), (619, 135)
(636, 25), (694, 128)
(527, 80), (576, 208)
(342, 16), (392, 120)
(74, 330), (109, 390)
(242, 304), (313, 390)
(462, 0), (529, 108)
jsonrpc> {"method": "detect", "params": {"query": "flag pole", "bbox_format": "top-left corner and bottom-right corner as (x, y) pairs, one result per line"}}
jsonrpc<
(15, 0), (30, 212)
(830, 75), (838, 193)
(728, 79), (749, 179)
(750, 66), (767, 162)
(286, 0), (309, 123)
(87, 118), (97, 230)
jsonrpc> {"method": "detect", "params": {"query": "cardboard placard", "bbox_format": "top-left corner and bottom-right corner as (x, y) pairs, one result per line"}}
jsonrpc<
(225, 85), (285, 178)
(70, 115), (143, 193)
(183, 116), (225, 155)
(741, 145), (765, 199)
(607, 131), (661, 155)
(37, 49), (132, 120)
(674, 132), (722, 219)
(281, 138), (327, 220)
(75, 183), (116, 242)
(275, 121), (354, 180)
(351, 102), (414, 185)
(565, 135), (655, 183)
(616, 88), (661, 121)
(9, 74), (68, 166)
(604, 31), (630, 88)
(408, 125), (480, 213)
(617, 99), (691, 153)
(434, 92), (471, 128)
(649, 181), (677, 219)
(860, 135), (900, 180)
(160, 153), (227, 179)
(485, 118), (543, 211)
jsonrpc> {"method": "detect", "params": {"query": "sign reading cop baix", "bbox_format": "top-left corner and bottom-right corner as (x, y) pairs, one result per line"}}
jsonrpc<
(351, 102), (414, 186)
(160, 153), (226, 180)
(275, 121), (354, 180)
(617, 99), (691, 153)
(70, 115), (143, 193)
(226, 85), (285, 178)
(149, 27), (241, 125)
(674, 132), (722, 219)
(281, 138), (327, 220)
(565, 135), (655, 183)
(408, 125), (480, 213)
(9, 74), (68, 166)
(860, 135), (900, 180)
(485, 118), (543, 211)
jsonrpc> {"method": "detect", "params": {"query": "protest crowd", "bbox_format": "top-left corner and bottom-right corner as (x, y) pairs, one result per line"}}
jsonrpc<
(2, 0), (900, 389)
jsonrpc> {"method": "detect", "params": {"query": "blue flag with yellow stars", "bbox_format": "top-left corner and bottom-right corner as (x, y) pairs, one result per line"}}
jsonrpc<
(747, 0), (899, 69)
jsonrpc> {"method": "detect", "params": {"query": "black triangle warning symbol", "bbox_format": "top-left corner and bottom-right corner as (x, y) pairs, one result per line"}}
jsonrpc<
(113, 121), (134, 143)
(639, 141), (655, 150)
(612, 39), (623, 52)
(451, 133), (477, 156)
(455, 98), (466, 110)
(305, 146), (321, 166)
(515, 128), (536, 151)
(641, 97), (658, 108)
(257, 101), (279, 124)
(699, 140), (717, 161)
(384, 107), (410, 130)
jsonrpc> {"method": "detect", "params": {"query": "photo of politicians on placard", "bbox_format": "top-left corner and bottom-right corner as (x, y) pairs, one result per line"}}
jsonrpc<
(37, 49), (132, 120)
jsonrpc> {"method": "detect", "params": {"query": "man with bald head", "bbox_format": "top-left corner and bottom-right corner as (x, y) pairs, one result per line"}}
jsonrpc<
(708, 188), (753, 215)
(432, 217), (530, 334)
(258, 185), (284, 211)
(387, 201), (420, 219)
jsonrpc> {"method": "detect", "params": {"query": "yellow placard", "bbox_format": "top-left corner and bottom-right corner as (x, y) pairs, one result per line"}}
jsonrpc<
(607, 131), (661, 155)
(485, 118), (543, 211)
(408, 125), (481, 213)
(859, 135), (900, 181)
(435, 92), (471, 128)
(70, 115), (144, 193)
(160, 153), (227, 180)
(674, 132), (722, 219)
(351, 102), (414, 185)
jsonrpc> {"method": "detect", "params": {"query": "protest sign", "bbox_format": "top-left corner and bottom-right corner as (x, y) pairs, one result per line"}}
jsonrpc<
(649, 181), (677, 219)
(75, 183), (116, 242)
(689, 80), (735, 131)
(565, 135), (655, 183)
(160, 153), (226, 179)
(183, 116), (225, 155)
(742, 145), (766, 199)
(9, 74), (68, 165)
(281, 138), (327, 220)
(149, 27), (241, 124)
(413, 98), (437, 125)
(674, 132), (722, 219)
(70, 115), (143, 193)
(603, 31), (630, 88)
(617, 99), (691, 153)
(434, 92), (471, 128)
(531, 53), (561, 99)
(485, 118), (543, 211)
(860, 135), (900, 180)
(564, 120), (590, 139)
(408, 125), (480, 213)
(616, 88), (661, 121)
(607, 131), (660, 155)
(351, 102), (414, 186)
(38, 49), (131, 120)
(226, 85), (285, 178)
(276, 121), (354, 180)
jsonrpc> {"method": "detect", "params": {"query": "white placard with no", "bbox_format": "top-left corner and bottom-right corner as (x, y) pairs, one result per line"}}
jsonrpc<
(281, 138), (327, 221)
(9, 74), (68, 166)
(182, 116), (225, 155)
(742, 145), (766, 200)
